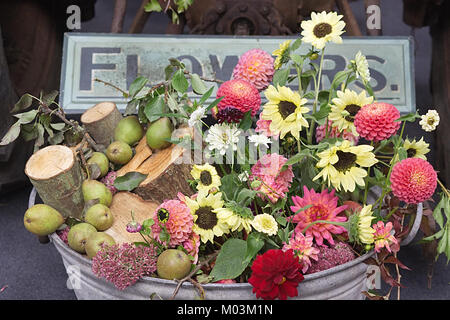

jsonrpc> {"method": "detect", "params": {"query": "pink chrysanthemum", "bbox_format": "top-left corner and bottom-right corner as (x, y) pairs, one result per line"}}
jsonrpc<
(390, 157), (437, 204)
(249, 153), (293, 203)
(315, 120), (359, 145)
(354, 102), (401, 141)
(373, 221), (399, 253)
(101, 171), (118, 195)
(306, 242), (355, 274)
(215, 79), (261, 117)
(283, 232), (320, 273)
(289, 186), (348, 246)
(182, 232), (200, 264)
(255, 113), (279, 140)
(232, 48), (275, 91)
(151, 199), (194, 247)
(91, 243), (158, 290)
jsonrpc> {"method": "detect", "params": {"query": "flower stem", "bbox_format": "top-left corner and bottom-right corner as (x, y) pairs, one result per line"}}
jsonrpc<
(307, 48), (326, 144)
(301, 219), (347, 234)
(437, 178), (450, 198)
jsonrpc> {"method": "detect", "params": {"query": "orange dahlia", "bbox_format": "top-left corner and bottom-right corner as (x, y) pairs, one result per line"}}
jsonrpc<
(390, 157), (437, 204)
(232, 49), (275, 91)
(354, 102), (401, 142)
(289, 186), (348, 246)
(215, 79), (261, 117)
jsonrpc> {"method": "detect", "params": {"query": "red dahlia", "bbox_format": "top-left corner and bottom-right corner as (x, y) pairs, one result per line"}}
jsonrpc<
(354, 102), (401, 141)
(215, 79), (261, 117)
(248, 249), (304, 300)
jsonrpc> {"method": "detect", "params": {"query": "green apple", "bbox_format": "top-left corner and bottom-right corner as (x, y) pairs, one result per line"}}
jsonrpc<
(157, 249), (192, 280)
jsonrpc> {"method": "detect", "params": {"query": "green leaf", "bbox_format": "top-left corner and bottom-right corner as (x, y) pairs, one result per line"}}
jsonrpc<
(276, 216), (287, 227)
(190, 73), (208, 95)
(433, 196), (448, 229)
(34, 123), (45, 151)
(238, 111), (252, 131)
(206, 96), (224, 112)
(11, 94), (33, 113)
(330, 71), (349, 90)
(284, 149), (311, 167)
(236, 188), (257, 205)
(172, 69), (189, 94)
(395, 112), (420, 123)
(290, 54), (304, 66)
(20, 123), (39, 141)
(242, 233), (264, 266)
(113, 172), (148, 191)
(144, 0), (162, 12)
(0, 121), (21, 146)
(129, 76), (148, 98)
(397, 147), (408, 161)
(272, 68), (290, 87)
(210, 239), (248, 281)
(14, 110), (38, 124)
(290, 38), (302, 52)
(220, 173), (241, 201)
(144, 95), (167, 122)
(124, 99), (139, 116)
(174, 0), (193, 12)
(50, 123), (66, 131)
(48, 131), (64, 145)
(42, 90), (59, 106)
(198, 86), (214, 105)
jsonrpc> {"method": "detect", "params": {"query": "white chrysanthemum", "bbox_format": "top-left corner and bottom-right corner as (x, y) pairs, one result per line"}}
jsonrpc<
(419, 110), (440, 132)
(205, 123), (241, 156)
(249, 134), (272, 148)
(251, 214), (278, 236)
(351, 51), (371, 83)
(188, 106), (207, 127)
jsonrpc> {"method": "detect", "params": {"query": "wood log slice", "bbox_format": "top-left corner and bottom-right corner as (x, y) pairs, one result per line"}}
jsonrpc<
(106, 191), (158, 244)
(116, 136), (152, 177)
(25, 145), (84, 219)
(80, 102), (122, 147)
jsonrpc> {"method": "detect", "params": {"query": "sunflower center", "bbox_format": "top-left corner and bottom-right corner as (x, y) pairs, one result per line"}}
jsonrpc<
(200, 170), (213, 186)
(344, 104), (361, 122)
(334, 150), (357, 172)
(278, 101), (297, 119)
(157, 208), (170, 223)
(195, 206), (218, 230)
(407, 148), (416, 158)
(313, 22), (333, 38)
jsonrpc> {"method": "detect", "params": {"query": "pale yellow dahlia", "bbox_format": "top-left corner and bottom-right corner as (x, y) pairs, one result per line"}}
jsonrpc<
(313, 140), (378, 192)
(184, 192), (230, 243)
(329, 89), (374, 136)
(251, 214), (278, 236)
(300, 11), (346, 50)
(261, 85), (309, 140)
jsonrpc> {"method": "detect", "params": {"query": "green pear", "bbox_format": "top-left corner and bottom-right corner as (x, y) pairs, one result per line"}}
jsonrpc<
(146, 117), (174, 150)
(67, 223), (97, 253)
(106, 141), (133, 165)
(85, 232), (116, 259)
(82, 180), (112, 207)
(157, 249), (192, 280)
(24, 204), (64, 236)
(84, 203), (114, 231)
(114, 115), (144, 146)
(87, 152), (109, 178)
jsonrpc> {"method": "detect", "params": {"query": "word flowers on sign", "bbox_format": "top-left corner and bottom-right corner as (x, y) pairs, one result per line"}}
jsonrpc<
(60, 34), (415, 114)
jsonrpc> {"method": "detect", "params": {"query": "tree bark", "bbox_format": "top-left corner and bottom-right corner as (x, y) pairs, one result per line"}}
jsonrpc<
(80, 102), (123, 148)
(25, 145), (85, 219)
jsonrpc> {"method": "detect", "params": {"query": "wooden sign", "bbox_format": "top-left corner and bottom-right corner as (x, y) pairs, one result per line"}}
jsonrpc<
(60, 33), (415, 114)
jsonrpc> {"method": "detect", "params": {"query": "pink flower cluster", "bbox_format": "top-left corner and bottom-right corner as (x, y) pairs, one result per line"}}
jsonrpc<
(255, 113), (279, 140)
(100, 171), (118, 195)
(283, 232), (320, 273)
(306, 242), (355, 274)
(249, 153), (293, 203)
(315, 120), (359, 145)
(373, 221), (399, 253)
(91, 243), (158, 290)
(57, 226), (70, 245)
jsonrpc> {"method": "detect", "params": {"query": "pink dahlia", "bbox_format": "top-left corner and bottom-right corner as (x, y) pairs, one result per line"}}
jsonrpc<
(373, 221), (399, 253)
(151, 199), (194, 247)
(390, 157), (437, 204)
(215, 79), (261, 117)
(91, 243), (158, 290)
(255, 113), (279, 140)
(354, 102), (401, 142)
(289, 186), (348, 246)
(249, 153), (293, 203)
(232, 48), (275, 91)
(182, 232), (200, 264)
(306, 242), (355, 274)
(283, 232), (320, 273)
(315, 120), (359, 145)
(101, 171), (118, 195)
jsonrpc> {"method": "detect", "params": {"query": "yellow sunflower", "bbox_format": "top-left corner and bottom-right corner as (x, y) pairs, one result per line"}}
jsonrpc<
(300, 11), (346, 50)
(404, 138), (430, 160)
(353, 205), (375, 244)
(215, 207), (253, 233)
(184, 192), (230, 243)
(329, 89), (373, 136)
(272, 39), (291, 70)
(261, 85), (309, 140)
(190, 164), (221, 196)
(313, 140), (378, 192)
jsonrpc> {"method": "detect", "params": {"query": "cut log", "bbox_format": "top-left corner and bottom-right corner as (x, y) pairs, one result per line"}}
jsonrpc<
(25, 145), (84, 219)
(116, 136), (152, 177)
(80, 102), (123, 147)
(106, 191), (158, 244)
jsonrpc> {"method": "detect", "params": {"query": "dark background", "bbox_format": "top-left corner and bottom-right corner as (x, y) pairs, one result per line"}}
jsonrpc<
(0, 0), (449, 300)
